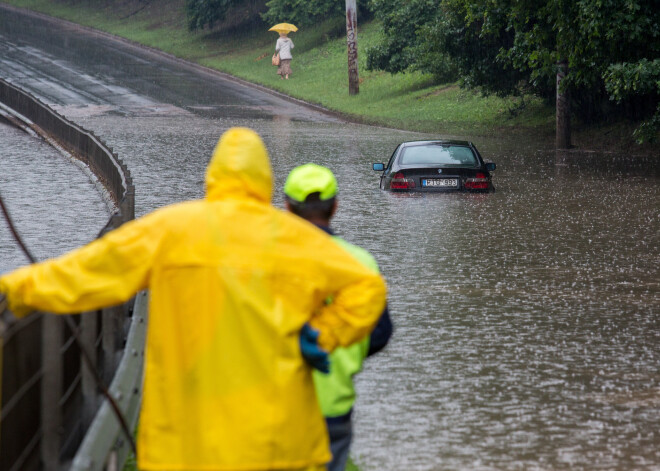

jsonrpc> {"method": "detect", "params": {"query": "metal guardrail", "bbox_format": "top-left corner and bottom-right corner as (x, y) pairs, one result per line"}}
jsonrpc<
(70, 292), (147, 471)
(0, 78), (140, 471)
(0, 78), (134, 222)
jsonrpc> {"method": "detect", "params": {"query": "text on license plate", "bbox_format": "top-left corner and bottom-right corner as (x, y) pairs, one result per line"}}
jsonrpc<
(422, 178), (458, 188)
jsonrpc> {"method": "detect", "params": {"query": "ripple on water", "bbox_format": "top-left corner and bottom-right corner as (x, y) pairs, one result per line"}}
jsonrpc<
(0, 121), (111, 271)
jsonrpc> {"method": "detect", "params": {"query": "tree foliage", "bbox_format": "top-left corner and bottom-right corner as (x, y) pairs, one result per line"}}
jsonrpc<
(261, 0), (370, 28)
(364, 0), (438, 74)
(365, 0), (524, 93)
(185, 0), (242, 31)
(604, 59), (660, 142)
(498, 0), (660, 121)
(365, 0), (660, 139)
(421, 0), (527, 96)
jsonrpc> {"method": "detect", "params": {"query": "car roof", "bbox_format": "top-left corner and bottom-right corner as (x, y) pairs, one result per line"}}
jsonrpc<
(400, 139), (474, 147)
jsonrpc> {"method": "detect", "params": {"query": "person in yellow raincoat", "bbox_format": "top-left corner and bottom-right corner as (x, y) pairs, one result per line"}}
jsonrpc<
(0, 127), (387, 471)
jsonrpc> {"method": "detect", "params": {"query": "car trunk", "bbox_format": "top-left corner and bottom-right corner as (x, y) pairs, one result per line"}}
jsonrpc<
(394, 167), (487, 191)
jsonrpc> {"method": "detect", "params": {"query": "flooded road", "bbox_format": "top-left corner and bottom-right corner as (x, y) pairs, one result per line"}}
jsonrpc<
(1, 6), (659, 470)
(0, 118), (110, 270)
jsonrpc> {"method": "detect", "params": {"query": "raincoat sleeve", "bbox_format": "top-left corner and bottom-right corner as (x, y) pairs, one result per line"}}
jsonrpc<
(308, 244), (387, 352)
(0, 211), (162, 318)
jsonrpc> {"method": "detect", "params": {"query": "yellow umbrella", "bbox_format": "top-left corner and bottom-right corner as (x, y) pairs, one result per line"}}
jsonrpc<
(269, 23), (298, 35)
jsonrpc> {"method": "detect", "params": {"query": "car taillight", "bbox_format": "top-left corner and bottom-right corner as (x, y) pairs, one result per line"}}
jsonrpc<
(390, 172), (416, 189)
(464, 172), (489, 190)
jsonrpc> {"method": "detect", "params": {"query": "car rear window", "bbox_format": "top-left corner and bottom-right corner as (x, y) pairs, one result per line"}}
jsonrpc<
(399, 145), (478, 166)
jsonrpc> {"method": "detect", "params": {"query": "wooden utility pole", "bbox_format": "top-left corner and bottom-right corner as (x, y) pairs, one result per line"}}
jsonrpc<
(556, 59), (571, 149)
(346, 0), (359, 95)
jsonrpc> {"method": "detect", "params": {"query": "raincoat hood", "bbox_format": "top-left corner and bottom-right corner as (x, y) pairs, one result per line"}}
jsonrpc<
(205, 127), (273, 203)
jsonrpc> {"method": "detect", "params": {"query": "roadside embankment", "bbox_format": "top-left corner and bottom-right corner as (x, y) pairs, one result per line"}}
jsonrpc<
(1, 0), (657, 155)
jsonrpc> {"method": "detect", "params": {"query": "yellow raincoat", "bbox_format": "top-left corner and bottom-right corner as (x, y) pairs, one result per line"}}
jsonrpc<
(0, 128), (386, 470)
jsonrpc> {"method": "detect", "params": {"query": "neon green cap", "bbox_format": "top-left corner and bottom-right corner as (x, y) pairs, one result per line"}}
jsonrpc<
(284, 163), (338, 202)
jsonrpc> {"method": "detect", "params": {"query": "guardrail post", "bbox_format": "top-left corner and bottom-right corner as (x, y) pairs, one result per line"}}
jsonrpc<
(41, 315), (63, 471)
(81, 311), (100, 430)
(102, 305), (126, 384)
(102, 309), (116, 385)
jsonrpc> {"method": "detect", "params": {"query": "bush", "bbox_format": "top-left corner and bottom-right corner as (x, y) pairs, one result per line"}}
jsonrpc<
(262, 0), (370, 28)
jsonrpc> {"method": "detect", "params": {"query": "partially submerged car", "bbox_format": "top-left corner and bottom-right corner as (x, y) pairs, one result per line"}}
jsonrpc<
(373, 140), (496, 192)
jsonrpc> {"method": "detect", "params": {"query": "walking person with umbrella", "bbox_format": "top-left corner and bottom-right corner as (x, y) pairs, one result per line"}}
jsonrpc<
(270, 23), (297, 79)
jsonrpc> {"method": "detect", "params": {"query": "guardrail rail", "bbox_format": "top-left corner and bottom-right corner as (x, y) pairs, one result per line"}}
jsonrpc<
(0, 77), (143, 471)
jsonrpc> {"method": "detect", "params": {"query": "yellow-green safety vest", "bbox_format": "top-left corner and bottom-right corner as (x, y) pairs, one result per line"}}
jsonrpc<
(312, 236), (380, 418)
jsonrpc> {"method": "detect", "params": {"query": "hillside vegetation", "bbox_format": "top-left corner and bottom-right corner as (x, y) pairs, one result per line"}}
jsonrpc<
(2, 0), (656, 152)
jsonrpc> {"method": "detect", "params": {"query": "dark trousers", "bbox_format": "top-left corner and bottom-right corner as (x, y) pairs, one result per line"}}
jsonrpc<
(326, 416), (353, 471)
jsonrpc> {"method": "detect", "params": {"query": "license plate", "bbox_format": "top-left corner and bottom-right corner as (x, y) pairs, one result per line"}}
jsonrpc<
(422, 178), (458, 188)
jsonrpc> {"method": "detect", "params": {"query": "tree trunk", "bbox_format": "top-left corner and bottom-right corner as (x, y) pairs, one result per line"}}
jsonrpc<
(556, 59), (571, 149)
(346, 0), (359, 95)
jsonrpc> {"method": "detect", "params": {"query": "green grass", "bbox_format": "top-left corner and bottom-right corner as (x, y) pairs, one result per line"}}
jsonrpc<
(1, 0), (555, 137)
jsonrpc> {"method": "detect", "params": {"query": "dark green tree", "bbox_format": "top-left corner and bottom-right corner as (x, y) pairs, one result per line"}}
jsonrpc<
(364, 0), (438, 74)
(366, 0), (659, 140)
(605, 59), (660, 142)
(419, 0), (526, 95)
(186, 0), (240, 30)
(498, 0), (660, 123)
(262, 0), (370, 28)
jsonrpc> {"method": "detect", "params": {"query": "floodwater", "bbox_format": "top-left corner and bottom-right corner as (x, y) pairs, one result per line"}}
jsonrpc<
(1, 5), (659, 470)
(0, 118), (110, 269)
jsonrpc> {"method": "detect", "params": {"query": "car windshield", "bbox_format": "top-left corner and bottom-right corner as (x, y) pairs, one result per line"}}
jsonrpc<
(399, 144), (478, 166)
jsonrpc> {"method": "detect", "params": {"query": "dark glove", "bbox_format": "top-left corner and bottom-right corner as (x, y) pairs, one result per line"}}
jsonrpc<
(299, 323), (329, 374)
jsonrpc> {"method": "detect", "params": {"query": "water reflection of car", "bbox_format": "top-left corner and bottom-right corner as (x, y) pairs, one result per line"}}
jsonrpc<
(372, 140), (496, 192)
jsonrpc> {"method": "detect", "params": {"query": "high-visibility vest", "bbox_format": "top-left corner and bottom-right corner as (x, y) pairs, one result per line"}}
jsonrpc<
(313, 236), (380, 418)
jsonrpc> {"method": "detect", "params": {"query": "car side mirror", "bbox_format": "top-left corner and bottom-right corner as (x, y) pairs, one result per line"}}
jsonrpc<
(485, 162), (496, 171)
(373, 163), (385, 171)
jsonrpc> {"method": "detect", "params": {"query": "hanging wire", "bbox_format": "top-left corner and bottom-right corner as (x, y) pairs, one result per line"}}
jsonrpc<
(0, 190), (137, 455)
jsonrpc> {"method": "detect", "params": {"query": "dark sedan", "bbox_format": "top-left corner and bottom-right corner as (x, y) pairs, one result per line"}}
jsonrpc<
(373, 140), (496, 192)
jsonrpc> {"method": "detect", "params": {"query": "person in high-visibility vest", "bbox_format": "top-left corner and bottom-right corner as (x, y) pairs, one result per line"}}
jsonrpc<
(0, 128), (387, 471)
(284, 163), (393, 471)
